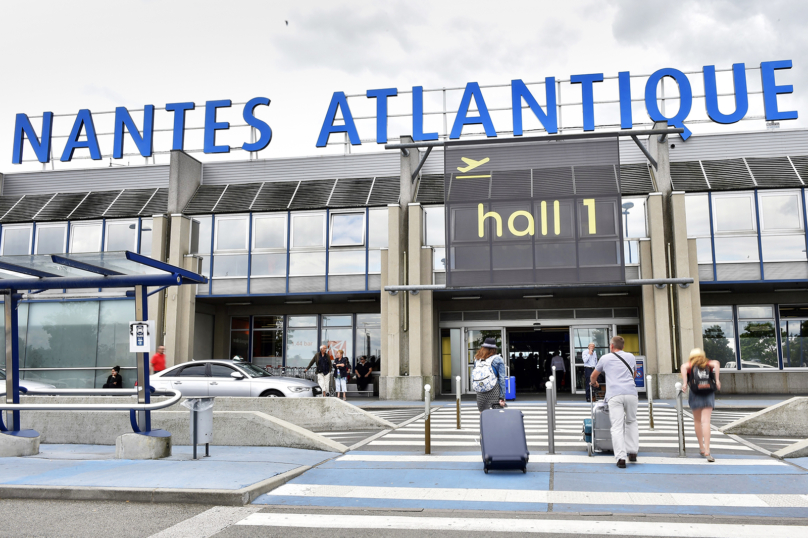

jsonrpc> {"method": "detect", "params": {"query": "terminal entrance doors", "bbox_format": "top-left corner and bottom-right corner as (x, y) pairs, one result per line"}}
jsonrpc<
(569, 327), (611, 395)
(506, 328), (570, 393)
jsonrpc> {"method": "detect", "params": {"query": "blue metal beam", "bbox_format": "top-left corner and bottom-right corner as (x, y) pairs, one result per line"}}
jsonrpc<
(124, 250), (208, 284)
(1, 273), (182, 291)
(0, 260), (59, 278)
(51, 255), (124, 276)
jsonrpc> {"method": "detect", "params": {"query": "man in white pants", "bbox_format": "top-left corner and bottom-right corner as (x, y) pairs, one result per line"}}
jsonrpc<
(590, 335), (638, 468)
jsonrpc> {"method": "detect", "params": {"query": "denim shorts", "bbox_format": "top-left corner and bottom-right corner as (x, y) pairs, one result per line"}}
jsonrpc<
(688, 390), (715, 410)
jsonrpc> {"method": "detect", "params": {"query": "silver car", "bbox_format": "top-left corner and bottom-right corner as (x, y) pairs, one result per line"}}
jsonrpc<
(151, 360), (321, 398)
(0, 370), (56, 392)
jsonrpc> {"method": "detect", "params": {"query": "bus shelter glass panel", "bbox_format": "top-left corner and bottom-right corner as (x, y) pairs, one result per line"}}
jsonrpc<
(466, 329), (501, 393)
(571, 327), (609, 394)
(738, 305), (778, 369)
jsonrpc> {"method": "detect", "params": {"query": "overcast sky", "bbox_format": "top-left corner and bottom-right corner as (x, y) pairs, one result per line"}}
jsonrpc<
(1, 0), (807, 172)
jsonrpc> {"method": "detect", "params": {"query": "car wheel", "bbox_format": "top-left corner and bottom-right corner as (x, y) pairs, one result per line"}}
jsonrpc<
(261, 390), (285, 398)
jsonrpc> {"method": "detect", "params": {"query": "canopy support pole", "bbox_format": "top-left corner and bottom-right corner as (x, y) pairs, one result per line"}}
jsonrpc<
(4, 291), (20, 432)
(134, 284), (152, 433)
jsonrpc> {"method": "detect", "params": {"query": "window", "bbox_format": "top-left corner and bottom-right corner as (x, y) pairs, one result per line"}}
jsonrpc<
(289, 251), (326, 276)
(713, 194), (756, 233)
(291, 213), (325, 248)
(330, 213), (365, 247)
(356, 313), (381, 370)
(759, 191), (806, 262)
(105, 220), (137, 252)
(368, 209), (388, 248)
(252, 316), (283, 368)
(424, 206), (445, 247)
(210, 364), (237, 377)
(621, 197), (648, 238)
(286, 315), (318, 368)
(329, 250), (365, 274)
(433, 247), (446, 272)
(253, 215), (286, 250)
(190, 216), (212, 277)
(179, 364), (207, 377)
(321, 315), (353, 362)
(701, 306), (737, 370)
(713, 237), (759, 262)
(780, 316), (808, 369)
(1, 225), (32, 255)
(34, 224), (66, 255)
(139, 219), (153, 256)
(738, 305), (778, 369)
(251, 253), (287, 277)
(215, 216), (248, 251)
(230, 317), (249, 360)
(70, 223), (102, 253)
(685, 194), (713, 264)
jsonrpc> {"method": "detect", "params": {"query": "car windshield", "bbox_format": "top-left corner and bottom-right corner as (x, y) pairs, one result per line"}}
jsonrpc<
(237, 363), (271, 378)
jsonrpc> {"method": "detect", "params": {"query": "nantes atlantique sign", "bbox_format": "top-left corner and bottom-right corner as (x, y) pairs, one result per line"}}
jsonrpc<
(11, 60), (797, 164)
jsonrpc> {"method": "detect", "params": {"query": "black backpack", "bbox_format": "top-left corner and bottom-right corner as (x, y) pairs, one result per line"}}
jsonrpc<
(689, 364), (716, 395)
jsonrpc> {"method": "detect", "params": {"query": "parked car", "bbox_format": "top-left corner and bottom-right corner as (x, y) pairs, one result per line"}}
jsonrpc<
(151, 360), (321, 398)
(0, 370), (56, 391)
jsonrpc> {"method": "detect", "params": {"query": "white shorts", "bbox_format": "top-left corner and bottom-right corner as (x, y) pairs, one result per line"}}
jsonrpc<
(334, 376), (347, 392)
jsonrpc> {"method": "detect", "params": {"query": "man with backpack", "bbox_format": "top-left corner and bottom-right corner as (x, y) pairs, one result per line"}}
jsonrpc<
(589, 336), (638, 469)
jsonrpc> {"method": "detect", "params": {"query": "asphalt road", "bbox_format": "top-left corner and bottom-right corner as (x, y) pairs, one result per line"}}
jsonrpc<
(1, 501), (807, 538)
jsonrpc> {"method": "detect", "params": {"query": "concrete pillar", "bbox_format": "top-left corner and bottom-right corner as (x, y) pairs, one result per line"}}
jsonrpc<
(164, 214), (195, 367)
(419, 246), (435, 382)
(688, 238), (704, 350)
(167, 151), (202, 214)
(671, 192), (695, 368)
(384, 205), (402, 379)
(407, 204), (423, 378)
(380, 248), (389, 377)
(648, 122), (672, 197)
(639, 238), (658, 376)
(647, 193), (673, 376)
(149, 215), (169, 347)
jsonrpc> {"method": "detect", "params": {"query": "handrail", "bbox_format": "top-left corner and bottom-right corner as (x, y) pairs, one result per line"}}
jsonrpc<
(0, 388), (182, 411)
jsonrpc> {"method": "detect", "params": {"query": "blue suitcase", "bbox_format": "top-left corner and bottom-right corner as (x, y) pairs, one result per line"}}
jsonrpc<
(480, 408), (529, 473)
(505, 376), (516, 400)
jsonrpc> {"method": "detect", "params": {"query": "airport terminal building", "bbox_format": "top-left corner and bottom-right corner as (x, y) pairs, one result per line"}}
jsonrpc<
(2, 128), (808, 398)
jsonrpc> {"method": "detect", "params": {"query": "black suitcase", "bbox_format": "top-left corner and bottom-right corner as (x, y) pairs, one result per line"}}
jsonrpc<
(480, 408), (529, 473)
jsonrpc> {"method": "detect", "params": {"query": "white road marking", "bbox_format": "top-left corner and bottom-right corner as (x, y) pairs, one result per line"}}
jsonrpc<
(268, 483), (807, 508)
(237, 512), (808, 536)
(336, 454), (785, 466)
(148, 506), (262, 538)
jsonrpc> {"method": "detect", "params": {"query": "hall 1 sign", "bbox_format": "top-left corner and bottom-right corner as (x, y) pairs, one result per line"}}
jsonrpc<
(443, 138), (624, 288)
(12, 98), (273, 164)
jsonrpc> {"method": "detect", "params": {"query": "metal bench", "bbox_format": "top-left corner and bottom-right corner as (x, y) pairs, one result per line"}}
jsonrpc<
(346, 383), (374, 397)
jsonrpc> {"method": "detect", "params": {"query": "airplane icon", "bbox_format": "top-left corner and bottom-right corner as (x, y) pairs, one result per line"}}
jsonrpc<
(457, 157), (490, 173)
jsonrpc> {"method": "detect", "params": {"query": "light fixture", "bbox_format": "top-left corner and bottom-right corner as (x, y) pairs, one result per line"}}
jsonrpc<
(523, 294), (553, 299)
(775, 288), (808, 292)
(284, 300), (313, 304)
(225, 302), (251, 306)
(452, 296), (480, 300)
(348, 298), (376, 303)
(597, 292), (629, 297)
(701, 290), (731, 294)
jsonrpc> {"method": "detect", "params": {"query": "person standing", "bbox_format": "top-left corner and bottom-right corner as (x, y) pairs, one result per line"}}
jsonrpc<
(582, 343), (598, 402)
(354, 356), (373, 392)
(333, 350), (351, 401)
(150, 346), (166, 374)
(590, 336), (638, 469)
(681, 348), (721, 462)
(102, 366), (123, 389)
(306, 345), (332, 396)
(550, 351), (566, 388)
(472, 338), (507, 412)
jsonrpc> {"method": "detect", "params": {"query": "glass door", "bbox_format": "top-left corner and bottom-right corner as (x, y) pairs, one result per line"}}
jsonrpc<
(570, 326), (610, 395)
(466, 329), (502, 393)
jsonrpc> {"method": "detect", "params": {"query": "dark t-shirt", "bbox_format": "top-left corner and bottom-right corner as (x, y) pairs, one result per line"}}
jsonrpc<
(355, 363), (371, 377)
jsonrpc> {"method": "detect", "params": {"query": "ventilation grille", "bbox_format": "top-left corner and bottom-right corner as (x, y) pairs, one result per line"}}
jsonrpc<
(447, 174), (489, 202)
(214, 183), (262, 213)
(763, 261), (808, 280)
(698, 264), (715, 282)
(619, 164), (654, 194)
(184, 185), (226, 214)
(33, 192), (88, 221)
(574, 165), (620, 194)
(532, 167), (575, 197)
(746, 157), (803, 188)
(289, 179), (335, 210)
(715, 263), (760, 281)
(500, 310), (537, 320)
(367, 176), (399, 206)
(670, 161), (709, 191)
(211, 278), (248, 295)
(368, 274), (382, 289)
(1, 194), (55, 223)
(328, 275), (366, 291)
(0, 196), (23, 220)
(789, 156), (808, 184)
(701, 159), (754, 190)
(491, 170), (531, 200)
(415, 174), (444, 204)
(251, 181), (299, 211)
(105, 189), (159, 218)
(289, 276), (326, 293)
(141, 188), (168, 215)
(329, 178), (373, 207)
(249, 277), (286, 294)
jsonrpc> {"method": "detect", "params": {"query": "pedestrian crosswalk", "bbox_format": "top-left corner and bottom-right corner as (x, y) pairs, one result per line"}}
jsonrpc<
(357, 404), (756, 454)
(709, 409), (803, 454)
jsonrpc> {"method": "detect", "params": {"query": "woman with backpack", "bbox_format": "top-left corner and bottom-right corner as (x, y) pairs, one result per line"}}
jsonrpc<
(472, 337), (507, 412)
(681, 348), (722, 462)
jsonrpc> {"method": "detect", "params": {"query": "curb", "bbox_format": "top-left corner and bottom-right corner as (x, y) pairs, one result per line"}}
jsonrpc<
(0, 464), (311, 506)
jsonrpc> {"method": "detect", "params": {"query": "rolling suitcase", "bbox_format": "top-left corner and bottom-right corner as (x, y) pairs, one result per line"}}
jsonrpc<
(583, 386), (613, 456)
(480, 408), (529, 473)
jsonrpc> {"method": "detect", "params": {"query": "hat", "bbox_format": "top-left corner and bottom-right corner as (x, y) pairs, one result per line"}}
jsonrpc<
(481, 337), (498, 349)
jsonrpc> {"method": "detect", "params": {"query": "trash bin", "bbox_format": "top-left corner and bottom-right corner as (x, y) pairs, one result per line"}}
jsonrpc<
(181, 397), (214, 459)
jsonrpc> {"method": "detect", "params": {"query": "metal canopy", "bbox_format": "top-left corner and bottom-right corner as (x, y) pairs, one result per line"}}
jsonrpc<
(0, 250), (207, 439)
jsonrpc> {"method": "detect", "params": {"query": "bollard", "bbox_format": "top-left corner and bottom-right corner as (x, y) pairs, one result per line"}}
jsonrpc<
(545, 381), (555, 454)
(675, 382), (686, 457)
(424, 384), (431, 455)
(548, 375), (556, 431)
(647, 374), (655, 431)
(455, 376), (461, 430)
